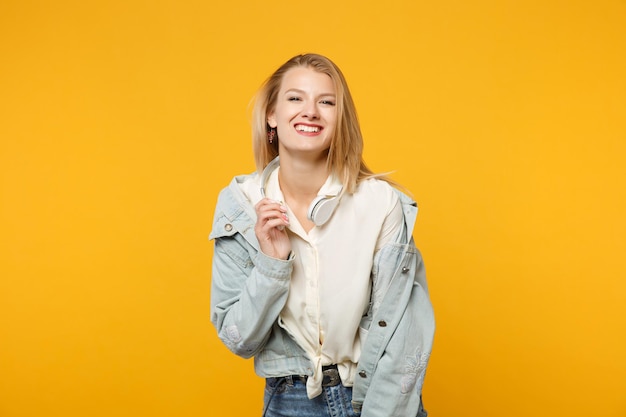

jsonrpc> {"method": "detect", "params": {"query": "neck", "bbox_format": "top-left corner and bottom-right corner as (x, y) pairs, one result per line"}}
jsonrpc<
(277, 154), (329, 199)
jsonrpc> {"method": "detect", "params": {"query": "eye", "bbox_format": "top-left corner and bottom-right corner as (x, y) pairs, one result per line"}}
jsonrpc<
(320, 99), (336, 106)
(288, 96), (301, 102)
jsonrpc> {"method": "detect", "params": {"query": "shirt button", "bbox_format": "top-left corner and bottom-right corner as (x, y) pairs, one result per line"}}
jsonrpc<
(401, 266), (409, 273)
(224, 224), (233, 232)
(378, 320), (387, 327)
(359, 370), (367, 378)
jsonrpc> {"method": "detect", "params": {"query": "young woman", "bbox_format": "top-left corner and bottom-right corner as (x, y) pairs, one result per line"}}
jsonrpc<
(210, 53), (434, 417)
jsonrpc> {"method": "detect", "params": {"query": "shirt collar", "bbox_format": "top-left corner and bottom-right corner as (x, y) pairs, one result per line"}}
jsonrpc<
(266, 167), (343, 202)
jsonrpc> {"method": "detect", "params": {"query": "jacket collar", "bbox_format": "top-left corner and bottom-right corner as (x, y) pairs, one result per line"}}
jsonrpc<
(210, 174), (419, 245)
(395, 189), (418, 243)
(209, 174), (259, 246)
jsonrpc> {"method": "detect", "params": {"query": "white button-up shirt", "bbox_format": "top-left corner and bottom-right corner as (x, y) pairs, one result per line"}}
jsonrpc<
(240, 166), (403, 398)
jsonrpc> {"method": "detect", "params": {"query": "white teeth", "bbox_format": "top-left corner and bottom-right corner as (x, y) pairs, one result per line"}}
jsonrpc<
(296, 125), (320, 133)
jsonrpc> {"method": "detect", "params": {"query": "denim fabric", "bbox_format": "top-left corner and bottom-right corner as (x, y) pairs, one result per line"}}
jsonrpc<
(211, 175), (435, 417)
(262, 377), (361, 417)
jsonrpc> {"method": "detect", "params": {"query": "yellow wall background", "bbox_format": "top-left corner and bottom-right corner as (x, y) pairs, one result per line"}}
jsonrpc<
(1, 1), (625, 416)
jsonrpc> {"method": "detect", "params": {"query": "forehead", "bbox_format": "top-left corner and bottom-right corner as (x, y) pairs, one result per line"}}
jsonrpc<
(279, 66), (336, 93)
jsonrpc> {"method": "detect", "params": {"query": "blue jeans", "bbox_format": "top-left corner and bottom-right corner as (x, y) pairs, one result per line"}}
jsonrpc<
(262, 377), (361, 417)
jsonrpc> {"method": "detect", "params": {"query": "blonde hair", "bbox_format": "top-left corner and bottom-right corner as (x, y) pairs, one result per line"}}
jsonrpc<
(251, 53), (392, 194)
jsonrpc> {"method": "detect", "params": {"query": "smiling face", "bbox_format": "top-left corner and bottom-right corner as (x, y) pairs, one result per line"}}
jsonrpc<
(267, 66), (338, 159)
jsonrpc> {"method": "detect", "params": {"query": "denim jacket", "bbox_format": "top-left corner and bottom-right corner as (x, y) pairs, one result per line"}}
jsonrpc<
(210, 174), (435, 417)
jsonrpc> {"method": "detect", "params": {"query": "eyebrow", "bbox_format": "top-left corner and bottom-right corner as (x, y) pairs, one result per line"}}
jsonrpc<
(284, 88), (336, 98)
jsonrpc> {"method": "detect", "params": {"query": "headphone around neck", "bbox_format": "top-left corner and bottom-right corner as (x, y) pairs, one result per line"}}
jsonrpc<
(259, 156), (343, 227)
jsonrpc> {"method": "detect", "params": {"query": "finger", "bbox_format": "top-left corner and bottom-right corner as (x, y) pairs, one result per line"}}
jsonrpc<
(263, 217), (289, 231)
(256, 206), (289, 230)
(261, 211), (289, 228)
(256, 198), (287, 213)
(256, 200), (289, 224)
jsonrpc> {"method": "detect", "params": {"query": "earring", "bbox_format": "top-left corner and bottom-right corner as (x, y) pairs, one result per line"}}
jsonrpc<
(268, 127), (276, 144)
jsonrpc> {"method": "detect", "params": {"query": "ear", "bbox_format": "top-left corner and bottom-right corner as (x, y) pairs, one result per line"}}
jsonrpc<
(267, 112), (277, 128)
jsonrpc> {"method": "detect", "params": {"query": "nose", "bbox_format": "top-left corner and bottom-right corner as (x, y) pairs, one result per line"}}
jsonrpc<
(302, 101), (319, 119)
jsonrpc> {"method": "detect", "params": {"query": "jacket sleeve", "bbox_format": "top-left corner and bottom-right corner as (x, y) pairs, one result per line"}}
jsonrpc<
(210, 190), (294, 358)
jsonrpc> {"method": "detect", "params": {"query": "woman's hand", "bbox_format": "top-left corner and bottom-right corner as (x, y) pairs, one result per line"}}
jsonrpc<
(254, 198), (292, 260)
